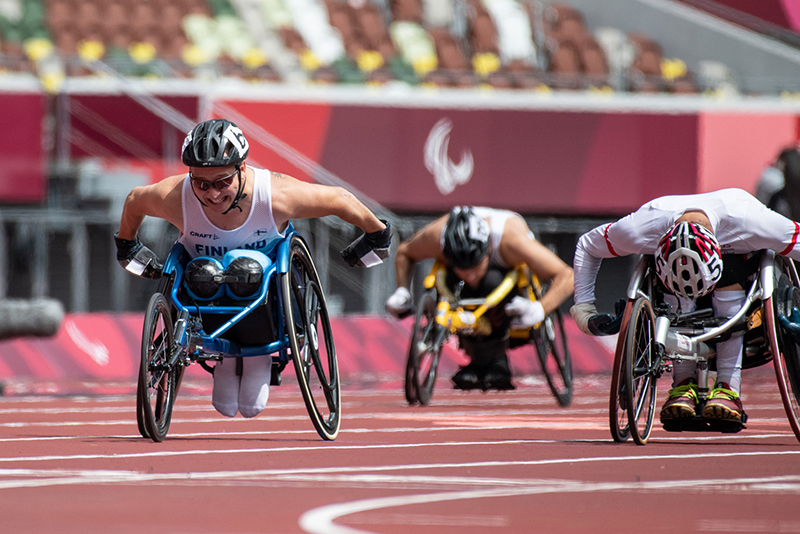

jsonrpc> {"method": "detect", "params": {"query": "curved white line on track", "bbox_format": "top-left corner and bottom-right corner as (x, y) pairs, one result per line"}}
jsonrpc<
(298, 474), (800, 534)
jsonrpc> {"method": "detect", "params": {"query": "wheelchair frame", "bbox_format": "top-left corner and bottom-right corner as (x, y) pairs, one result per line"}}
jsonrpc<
(404, 260), (573, 406)
(136, 228), (340, 443)
(610, 250), (800, 445)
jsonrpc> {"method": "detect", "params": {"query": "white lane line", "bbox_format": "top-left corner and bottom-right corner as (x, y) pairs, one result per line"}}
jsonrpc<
(1, 442), (798, 467)
(298, 474), (800, 534)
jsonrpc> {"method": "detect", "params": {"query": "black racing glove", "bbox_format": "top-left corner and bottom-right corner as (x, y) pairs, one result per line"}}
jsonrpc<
(114, 233), (162, 279)
(587, 298), (626, 336)
(340, 220), (392, 267)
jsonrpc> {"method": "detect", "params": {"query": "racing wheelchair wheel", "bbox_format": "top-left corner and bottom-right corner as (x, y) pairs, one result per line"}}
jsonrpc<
(622, 296), (659, 445)
(767, 256), (800, 442)
(137, 292), (178, 442)
(282, 235), (341, 441)
(405, 289), (442, 405)
(532, 309), (573, 406)
(609, 300), (634, 442)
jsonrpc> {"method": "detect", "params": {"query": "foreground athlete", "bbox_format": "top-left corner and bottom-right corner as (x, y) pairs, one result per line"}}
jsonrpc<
(115, 118), (391, 418)
(572, 188), (800, 424)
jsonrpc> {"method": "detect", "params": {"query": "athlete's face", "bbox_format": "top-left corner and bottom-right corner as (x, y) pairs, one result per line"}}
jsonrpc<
(452, 255), (490, 288)
(189, 165), (240, 212)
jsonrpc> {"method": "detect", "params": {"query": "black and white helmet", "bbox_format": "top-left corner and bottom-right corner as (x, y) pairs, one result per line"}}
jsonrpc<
(441, 207), (490, 269)
(655, 221), (723, 299)
(181, 119), (249, 167)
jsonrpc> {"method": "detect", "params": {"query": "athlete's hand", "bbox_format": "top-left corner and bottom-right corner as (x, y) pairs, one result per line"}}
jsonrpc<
(341, 220), (392, 267)
(572, 300), (624, 336)
(505, 296), (545, 329)
(114, 233), (162, 279)
(571, 302), (598, 335)
(385, 287), (413, 319)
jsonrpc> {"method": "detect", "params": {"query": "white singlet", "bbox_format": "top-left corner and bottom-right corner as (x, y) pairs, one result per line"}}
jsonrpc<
(178, 167), (285, 260)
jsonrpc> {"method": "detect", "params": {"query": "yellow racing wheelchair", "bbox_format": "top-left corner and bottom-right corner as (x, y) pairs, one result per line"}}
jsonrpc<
(404, 260), (572, 406)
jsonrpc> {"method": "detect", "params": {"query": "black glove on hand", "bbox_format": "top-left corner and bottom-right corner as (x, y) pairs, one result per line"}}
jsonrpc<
(341, 220), (392, 267)
(587, 298), (626, 336)
(114, 233), (162, 279)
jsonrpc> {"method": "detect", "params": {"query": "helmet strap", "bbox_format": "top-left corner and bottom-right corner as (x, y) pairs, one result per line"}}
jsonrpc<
(222, 166), (247, 215)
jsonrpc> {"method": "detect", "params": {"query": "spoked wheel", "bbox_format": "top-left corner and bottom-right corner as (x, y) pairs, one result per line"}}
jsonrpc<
(405, 290), (442, 406)
(623, 296), (659, 445)
(610, 300), (634, 443)
(137, 292), (178, 442)
(282, 235), (340, 441)
(767, 256), (800, 442)
(532, 309), (572, 406)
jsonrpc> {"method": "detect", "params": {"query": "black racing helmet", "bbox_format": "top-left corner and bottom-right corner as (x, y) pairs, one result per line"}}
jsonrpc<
(442, 207), (490, 269)
(181, 119), (250, 167)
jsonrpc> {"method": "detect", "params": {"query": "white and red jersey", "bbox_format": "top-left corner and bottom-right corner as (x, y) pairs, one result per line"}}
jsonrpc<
(574, 188), (800, 304)
(178, 167), (285, 259)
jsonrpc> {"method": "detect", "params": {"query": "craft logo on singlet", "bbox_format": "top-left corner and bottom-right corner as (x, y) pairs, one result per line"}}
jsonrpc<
(424, 118), (474, 195)
(190, 231), (220, 240)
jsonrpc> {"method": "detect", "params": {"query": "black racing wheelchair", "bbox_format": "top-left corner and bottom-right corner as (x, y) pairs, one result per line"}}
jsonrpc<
(404, 260), (572, 406)
(136, 226), (340, 442)
(610, 250), (800, 445)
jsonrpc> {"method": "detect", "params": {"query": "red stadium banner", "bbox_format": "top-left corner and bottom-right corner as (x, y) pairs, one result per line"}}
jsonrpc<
(0, 92), (46, 202)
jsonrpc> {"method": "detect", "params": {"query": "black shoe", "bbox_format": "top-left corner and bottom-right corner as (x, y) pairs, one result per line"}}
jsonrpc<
(481, 365), (515, 391)
(452, 366), (481, 390)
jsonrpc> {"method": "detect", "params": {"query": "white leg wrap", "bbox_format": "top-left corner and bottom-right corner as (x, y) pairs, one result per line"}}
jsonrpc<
(212, 358), (240, 417)
(712, 290), (747, 393)
(663, 294), (698, 386)
(238, 354), (271, 418)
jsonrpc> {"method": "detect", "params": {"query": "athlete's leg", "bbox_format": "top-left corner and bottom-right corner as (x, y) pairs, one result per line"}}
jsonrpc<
(238, 354), (272, 418)
(711, 289), (746, 393)
(212, 357), (240, 417)
(662, 293), (697, 386)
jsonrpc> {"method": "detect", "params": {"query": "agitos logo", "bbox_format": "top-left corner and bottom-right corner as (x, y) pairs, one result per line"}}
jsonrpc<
(424, 118), (474, 195)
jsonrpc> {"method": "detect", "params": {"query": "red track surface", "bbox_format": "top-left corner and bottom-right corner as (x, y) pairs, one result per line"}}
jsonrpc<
(1, 371), (799, 534)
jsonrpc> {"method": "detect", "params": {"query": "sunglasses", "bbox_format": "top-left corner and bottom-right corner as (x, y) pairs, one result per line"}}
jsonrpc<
(189, 169), (238, 191)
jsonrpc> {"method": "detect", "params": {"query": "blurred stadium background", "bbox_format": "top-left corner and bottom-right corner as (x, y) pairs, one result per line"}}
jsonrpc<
(0, 0), (799, 318)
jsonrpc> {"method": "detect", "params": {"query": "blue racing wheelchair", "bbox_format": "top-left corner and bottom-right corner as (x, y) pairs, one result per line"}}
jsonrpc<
(135, 226), (340, 442)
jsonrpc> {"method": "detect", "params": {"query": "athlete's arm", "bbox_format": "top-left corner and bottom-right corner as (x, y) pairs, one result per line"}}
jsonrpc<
(498, 216), (573, 315)
(394, 216), (448, 289)
(117, 175), (184, 239)
(270, 172), (386, 233)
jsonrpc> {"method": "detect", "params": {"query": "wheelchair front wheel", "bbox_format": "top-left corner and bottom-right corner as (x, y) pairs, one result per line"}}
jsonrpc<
(282, 236), (341, 441)
(137, 292), (178, 442)
(610, 299), (634, 443)
(405, 289), (442, 405)
(768, 256), (800, 442)
(532, 309), (573, 407)
(623, 296), (659, 445)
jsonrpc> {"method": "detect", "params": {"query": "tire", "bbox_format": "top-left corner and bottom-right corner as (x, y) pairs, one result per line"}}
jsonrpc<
(610, 300), (634, 443)
(623, 296), (659, 445)
(138, 292), (178, 442)
(405, 290), (442, 406)
(282, 235), (341, 441)
(532, 309), (573, 406)
(767, 256), (800, 442)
